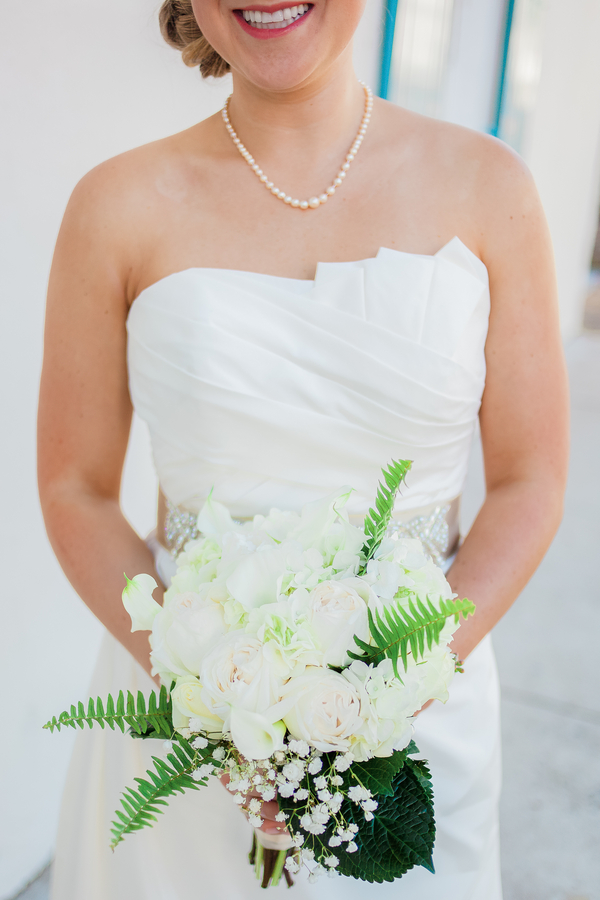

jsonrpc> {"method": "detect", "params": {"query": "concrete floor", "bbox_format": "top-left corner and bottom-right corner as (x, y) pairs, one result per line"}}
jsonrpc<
(13, 333), (600, 900)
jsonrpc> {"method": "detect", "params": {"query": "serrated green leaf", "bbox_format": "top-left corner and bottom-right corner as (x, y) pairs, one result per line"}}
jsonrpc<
(347, 750), (408, 797)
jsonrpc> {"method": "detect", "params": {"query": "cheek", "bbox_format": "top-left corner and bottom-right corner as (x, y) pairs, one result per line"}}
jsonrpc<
(190, 0), (226, 51)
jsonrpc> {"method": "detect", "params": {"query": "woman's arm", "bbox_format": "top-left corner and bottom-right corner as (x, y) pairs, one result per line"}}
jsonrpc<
(447, 141), (569, 661)
(38, 161), (161, 678)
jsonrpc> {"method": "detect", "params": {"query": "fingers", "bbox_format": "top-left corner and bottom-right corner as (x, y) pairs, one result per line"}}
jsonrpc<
(251, 798), (288, 834)
(259, 799), (279, 819)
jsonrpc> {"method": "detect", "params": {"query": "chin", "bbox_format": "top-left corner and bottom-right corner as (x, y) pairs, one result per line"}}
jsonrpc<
(234, 54), (326, 94)
(194, 1), (364, 93)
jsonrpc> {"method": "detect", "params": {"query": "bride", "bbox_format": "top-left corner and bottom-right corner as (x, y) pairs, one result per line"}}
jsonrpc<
(38, 1), (568, 897)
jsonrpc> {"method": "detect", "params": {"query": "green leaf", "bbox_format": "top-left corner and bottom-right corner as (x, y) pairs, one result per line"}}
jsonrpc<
(347, 750), (409, 798)
(42, 686), (173, 738)
(336, 761), (436, 881)
(349, 595), (475, 678)
(360, 460), (413, 568)
(278, 745), (436, 883)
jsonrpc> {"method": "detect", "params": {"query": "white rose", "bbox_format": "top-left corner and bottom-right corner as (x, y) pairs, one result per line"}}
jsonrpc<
(171, 675), (225, 736)
(149, 592), (227, 681)
(294, 579), (370, 667)
(200, 631), (282, 721)
(122, 574), (161, 632)
(281, 666), (364, 753)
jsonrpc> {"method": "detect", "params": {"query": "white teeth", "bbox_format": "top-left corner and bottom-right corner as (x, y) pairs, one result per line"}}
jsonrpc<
(242, 5), (309, 27)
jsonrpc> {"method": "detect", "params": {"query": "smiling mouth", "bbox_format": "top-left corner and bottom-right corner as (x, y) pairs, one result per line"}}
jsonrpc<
(235, 4), (313, 30)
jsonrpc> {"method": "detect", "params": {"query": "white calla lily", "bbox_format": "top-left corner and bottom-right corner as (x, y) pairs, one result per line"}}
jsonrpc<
(122, 574), (161, 632)
(196, 491), (239, 540)
(229, 707), (286, 760)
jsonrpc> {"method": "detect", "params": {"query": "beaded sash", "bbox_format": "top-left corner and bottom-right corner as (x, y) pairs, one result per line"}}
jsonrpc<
(164, 497), (460, 569)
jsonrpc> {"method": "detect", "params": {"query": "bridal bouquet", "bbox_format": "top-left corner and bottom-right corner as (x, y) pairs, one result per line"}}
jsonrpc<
(45, 460), (474, 887)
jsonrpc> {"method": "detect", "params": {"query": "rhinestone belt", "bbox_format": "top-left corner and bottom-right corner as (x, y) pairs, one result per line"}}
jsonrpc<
(164, 497), (460, 569)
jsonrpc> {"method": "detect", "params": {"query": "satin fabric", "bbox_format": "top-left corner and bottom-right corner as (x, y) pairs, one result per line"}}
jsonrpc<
(51, 238), (502, 899)
(126, 238), (489, 518)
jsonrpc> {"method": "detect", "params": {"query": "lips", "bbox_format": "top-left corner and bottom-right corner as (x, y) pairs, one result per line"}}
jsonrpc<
(234, 4), (313, 38)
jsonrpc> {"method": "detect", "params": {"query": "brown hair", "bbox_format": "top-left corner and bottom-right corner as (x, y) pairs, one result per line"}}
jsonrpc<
(159, 0), (230, 78)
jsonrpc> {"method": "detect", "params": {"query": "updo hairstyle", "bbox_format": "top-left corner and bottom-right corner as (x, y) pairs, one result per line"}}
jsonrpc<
(159, 0), (231, 78)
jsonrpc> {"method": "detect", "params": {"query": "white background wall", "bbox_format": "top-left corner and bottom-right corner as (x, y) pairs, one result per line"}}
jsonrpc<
(440, 0), (506, 132)
(522, 0), (600, 340)
(0, 2), (383, 897)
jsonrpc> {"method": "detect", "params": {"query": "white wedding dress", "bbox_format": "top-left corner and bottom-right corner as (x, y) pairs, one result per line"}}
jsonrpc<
(50, 238), (502, 899)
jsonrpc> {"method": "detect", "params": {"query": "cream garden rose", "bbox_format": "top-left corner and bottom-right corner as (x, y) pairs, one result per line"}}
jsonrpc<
(281, 666), (364, 753)
(294, 578), (371, 667)
(200, 631), (283, 724)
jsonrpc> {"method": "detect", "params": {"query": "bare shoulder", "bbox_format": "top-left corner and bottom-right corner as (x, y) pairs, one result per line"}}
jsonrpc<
(380, 105), (556, 319)
(376, 100), (543, 259)
(64, 123), (209, 229)
(383, 100), (534, 190)
(55, 118), (219, 297)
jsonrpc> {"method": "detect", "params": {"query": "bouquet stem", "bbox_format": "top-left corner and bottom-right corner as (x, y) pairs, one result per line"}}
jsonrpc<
(250, 829), (296, 888)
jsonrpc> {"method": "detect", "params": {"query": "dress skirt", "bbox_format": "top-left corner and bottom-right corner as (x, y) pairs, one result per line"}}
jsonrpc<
(50, 630), (502, 899)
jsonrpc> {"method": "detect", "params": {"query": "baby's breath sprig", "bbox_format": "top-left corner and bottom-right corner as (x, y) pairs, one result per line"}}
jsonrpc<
(196, 733), (380, 882)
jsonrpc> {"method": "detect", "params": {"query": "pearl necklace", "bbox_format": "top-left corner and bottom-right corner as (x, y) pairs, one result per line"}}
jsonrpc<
(221, 83), (373, 210)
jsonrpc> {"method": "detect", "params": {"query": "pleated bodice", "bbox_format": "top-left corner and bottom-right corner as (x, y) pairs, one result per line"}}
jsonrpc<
(126, 237), (490, 518)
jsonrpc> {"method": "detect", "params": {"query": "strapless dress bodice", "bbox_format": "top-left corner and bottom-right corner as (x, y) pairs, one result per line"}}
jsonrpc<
(126, 237), (490, 518)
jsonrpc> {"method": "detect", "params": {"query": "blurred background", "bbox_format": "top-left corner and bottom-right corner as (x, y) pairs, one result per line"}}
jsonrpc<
(1, 1), (599, 898)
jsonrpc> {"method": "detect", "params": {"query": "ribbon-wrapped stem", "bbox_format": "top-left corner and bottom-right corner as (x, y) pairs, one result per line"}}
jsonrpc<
(249, 829), (297, 888)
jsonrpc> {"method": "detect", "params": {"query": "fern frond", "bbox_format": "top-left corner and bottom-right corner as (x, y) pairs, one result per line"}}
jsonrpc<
(360, 460), (412, 567)
(109, 737), (204, 848)
(349, 595), (475, 678)
(43, 687), (172, 738)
